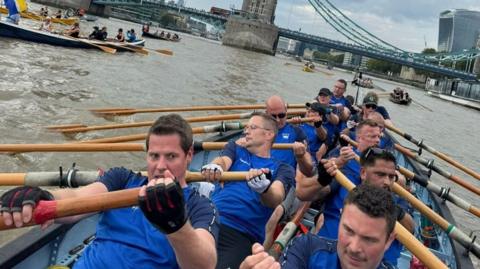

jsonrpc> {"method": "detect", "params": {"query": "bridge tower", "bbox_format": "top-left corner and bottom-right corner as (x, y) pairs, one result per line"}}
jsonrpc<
(222, 0), (279, 55)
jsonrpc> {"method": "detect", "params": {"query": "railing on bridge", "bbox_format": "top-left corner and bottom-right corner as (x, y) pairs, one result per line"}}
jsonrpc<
(278, 28), (477, 80)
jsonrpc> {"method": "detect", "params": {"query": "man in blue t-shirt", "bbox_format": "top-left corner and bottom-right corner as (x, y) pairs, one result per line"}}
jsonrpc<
(0, 114), (219, 269)
(201, 112), (295, 269)
(240, 184), (397, 269)
(266, 95), (314, 177)
(330, 79), (351, 122)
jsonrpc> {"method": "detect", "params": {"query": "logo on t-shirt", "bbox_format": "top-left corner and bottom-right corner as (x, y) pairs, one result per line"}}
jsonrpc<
(282, 133), (290, 139)
(239, 158), (250, 166)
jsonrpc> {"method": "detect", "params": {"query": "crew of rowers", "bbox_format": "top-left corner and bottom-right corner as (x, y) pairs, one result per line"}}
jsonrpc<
(142, 23), (180, 41)
(0, 79), (417, 268)
(393, 87), (410, 101)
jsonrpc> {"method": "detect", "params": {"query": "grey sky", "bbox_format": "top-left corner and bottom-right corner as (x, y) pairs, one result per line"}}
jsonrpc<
(186, 0), (480, 52)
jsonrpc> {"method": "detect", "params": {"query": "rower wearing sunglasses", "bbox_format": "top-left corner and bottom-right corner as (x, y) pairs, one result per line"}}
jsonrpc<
(265, 95), (314, 177)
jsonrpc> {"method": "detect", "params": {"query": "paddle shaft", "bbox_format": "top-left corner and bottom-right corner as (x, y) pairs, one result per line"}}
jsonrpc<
(341, 135), (480, 218)
(0, 142), (294, 153)
(91, 103), (306, 116)
(386, 124), (480, 181)
(54, 111), (306, 134)
(79, 117), (317, 144)
(394, 143), (480, 196)
(333, 170), (448, 269)
(268, 202), (311, 260)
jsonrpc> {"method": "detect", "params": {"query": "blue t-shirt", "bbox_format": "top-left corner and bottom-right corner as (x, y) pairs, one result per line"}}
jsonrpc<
(212, 140), (295, 242)
(280, 233), (394, 269)
(272, 123), (307, 169)
(318, 149), (361, 239)
(348, 131), (394, 150)
(74, 167), (219, 269)
(299, 123), (325, 164)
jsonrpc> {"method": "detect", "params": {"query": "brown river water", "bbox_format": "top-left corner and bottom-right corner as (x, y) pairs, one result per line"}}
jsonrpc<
(0, 14), (479, 264)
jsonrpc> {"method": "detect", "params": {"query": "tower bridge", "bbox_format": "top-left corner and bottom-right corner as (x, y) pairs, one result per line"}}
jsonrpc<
(91, 0), (478, 80)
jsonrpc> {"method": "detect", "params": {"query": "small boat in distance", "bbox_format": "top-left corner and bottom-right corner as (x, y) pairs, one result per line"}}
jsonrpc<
(142, 30), (181, 42)
(390, 87), (412, 105)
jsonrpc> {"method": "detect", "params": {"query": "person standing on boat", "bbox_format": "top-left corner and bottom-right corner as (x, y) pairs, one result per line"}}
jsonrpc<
(116, 28), (125, 42)
(4, 0), (27, 25)
(201, 112), (295, 269)
(0, 114), (219, 269)
(330, 79), (351, 122)
(315, 88), (340, 154)
(64, 22), (80, 38)
(240, 184), (398, 269)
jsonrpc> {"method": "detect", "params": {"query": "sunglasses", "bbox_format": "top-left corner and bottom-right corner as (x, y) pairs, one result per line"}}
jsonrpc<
(365, 104), (377, 109)
(270, 113), (286, 119)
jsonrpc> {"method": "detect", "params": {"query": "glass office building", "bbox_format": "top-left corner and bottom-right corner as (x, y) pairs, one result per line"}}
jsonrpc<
(437, 9), (480, 52)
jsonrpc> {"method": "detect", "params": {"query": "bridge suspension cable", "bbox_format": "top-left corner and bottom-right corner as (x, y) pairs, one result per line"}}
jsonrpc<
(307, 0), (371, 48)
(311, 0), (391, 51)
(321, 0), (406, 53)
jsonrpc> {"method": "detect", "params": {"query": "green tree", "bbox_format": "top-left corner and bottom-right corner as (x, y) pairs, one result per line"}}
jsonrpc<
(366, 59), (401, 74)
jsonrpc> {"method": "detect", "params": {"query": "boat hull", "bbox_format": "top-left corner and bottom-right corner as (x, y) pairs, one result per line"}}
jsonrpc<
(142, 31), (180, 42)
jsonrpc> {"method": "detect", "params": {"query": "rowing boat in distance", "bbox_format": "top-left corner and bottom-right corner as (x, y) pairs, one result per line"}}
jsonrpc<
(390, 88), (412, 105)
(142, 31), (181, 42)
(0, 7), (78, 25)
(0, 20), (145, 51)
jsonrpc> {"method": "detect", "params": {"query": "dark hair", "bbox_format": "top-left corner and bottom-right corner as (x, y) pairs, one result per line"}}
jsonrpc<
(345, 95), (354, 105)
(337, 79), (347, 90)
(344, 184), (396, 237)
(250, 111), (278, 137)
(118, 28), (123, 32)
(356, 119), (378, 134)
(146, 114), (193, 153)
(360, 147), (396, 167)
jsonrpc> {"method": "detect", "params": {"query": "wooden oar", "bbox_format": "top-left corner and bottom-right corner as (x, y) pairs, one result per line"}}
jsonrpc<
(0, 171), (247, 231)
(268, 202), (311, 260)
(47, 124), (87, 130)
(341, 135), (480, 218)
(394, 143), (480, 196)
(74, 38), (117, 54)
(51, 111), (307, 134)
(96, 41), (148, 55)
(77, 122), (247, 143)
(90, 103), (306, 117)
(0, 171), (246, 187)
(0, 142), (295, 153)
(78, 117), (317, 144)
(334, 170), (449, 268)
(125, 44), (170, 56)
(386, 124), (480, 181)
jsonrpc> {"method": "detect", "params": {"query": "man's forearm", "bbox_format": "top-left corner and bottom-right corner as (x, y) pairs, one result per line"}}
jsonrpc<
(296, 153), (314, 177)
(260, 182), (284, 208)
(168, 222), (216, 269)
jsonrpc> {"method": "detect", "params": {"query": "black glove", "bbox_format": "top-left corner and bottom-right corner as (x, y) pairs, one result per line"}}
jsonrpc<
(394, 205), (406, 221)
(0, 186), (54, 213)
(314, 120), (323, 128)
(317, 162), (333, 186)
(139, 181), (187, 234)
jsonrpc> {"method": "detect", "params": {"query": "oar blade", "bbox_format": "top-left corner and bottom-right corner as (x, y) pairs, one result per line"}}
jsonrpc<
(155, 49), (173, 56)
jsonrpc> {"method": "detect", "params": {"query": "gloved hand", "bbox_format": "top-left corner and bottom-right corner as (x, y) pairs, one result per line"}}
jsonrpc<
(0, 186), (54, 213)
(247, 169), (272, 194)
(201, 163), (223, 182)
(317, 159), (334, 186)
(394, 205), (406, 221)
(139, 180), (187, 234)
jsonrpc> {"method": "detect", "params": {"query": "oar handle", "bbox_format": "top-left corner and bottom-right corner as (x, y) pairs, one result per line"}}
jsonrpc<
(0, 172), (249, 230)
